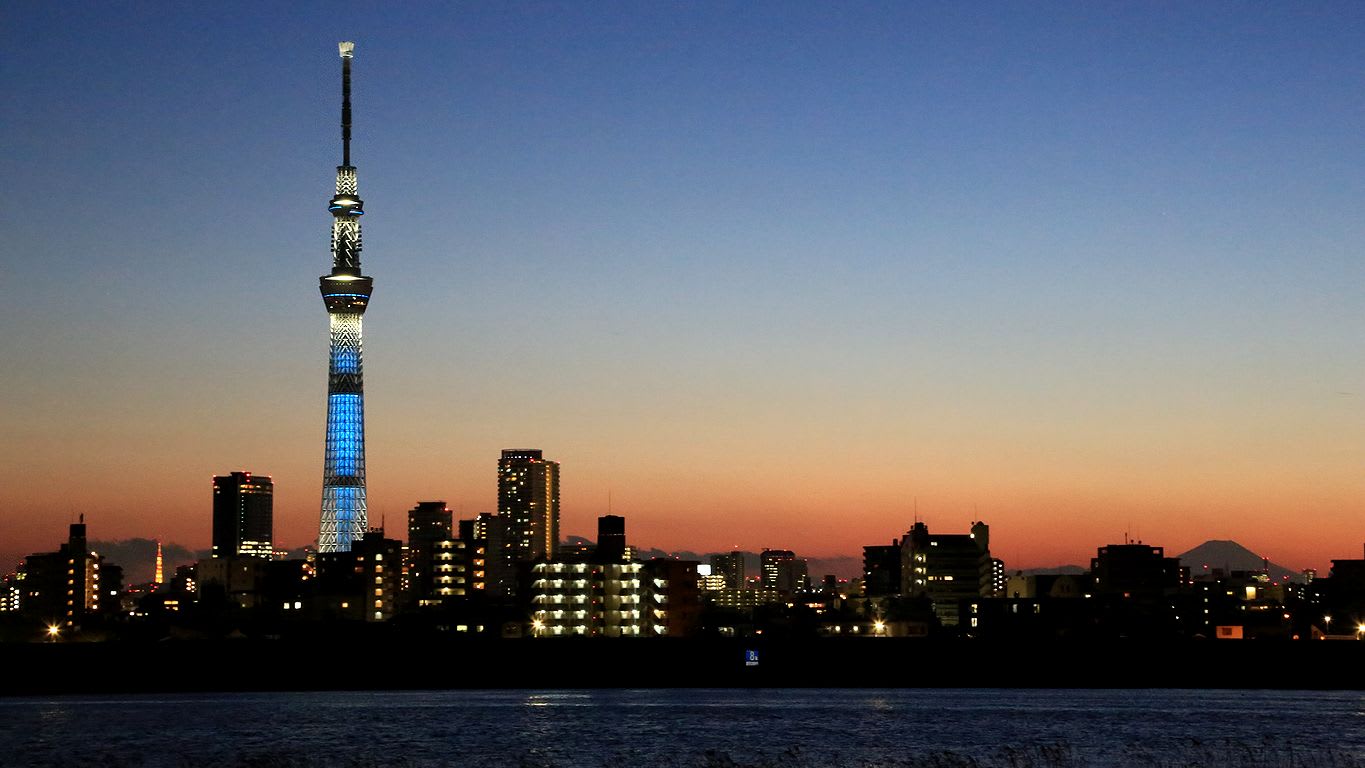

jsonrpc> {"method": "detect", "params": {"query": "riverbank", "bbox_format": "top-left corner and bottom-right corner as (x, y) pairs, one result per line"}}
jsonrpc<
(4, 637), (1363, 694)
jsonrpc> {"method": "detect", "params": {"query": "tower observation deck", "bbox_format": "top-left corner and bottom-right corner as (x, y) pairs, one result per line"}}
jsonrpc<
(318, 41), (373, 552)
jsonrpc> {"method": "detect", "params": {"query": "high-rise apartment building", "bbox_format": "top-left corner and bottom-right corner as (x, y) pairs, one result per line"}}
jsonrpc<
(317, 41), (375, 553)
(212, 472), (273, 559)
(862, 544), (902, 597)
(498, 450), (560, 562)
(425, 539), (468, 605)
(407, 501), (453, 550)
(774, 558), (809, 593)
(21, 518), (103, 629)
(761, 549), (807, 592)
(407, 501), (454, 604)
(460, 513), (515, 598)
(709, 552), (746, 590)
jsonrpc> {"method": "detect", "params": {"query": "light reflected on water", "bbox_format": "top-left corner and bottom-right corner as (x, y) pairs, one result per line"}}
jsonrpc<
(0, 689), (1361, 767)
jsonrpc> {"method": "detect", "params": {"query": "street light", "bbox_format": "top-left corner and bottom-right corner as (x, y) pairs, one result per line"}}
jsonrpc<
(1324, 615), (1332, 633)
(873, 620), (886, 636)
(531, 618), (544, 637)
(46, 624), (60, 642)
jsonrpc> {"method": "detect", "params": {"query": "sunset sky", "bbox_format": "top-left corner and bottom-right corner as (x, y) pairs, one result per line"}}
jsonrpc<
(4, 2), (1365, 574)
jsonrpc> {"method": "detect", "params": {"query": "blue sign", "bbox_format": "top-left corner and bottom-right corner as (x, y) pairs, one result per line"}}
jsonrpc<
(745, 649), (760, 667)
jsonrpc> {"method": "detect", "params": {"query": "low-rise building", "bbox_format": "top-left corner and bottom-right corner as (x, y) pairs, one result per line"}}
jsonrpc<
(531, 561), (645, 637)
(530, 558), (702, 637)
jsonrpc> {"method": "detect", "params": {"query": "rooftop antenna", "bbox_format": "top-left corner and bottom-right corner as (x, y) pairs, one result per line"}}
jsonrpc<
(339, 41), (354, 166)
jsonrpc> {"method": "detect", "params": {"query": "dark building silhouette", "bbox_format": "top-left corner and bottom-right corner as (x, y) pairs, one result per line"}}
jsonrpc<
(212, 472), (273, 559)
(1074, 543), (1190, 639)
(21, 519), (104, 630)
(595, 515), (626, 563)
(1323, 555), (1365, 628)
(100, 563), (124, 616)
(557, 540), (596, 562)
(643, 559), (702, 637)
(1090, 543), (1183, 598)
(709, 551), (746, 589)
(460, 513), (515, 598)
(760, 550), (796, 589)
(498, 450), (560, 563)
(900, 521), (993, 626)
(862, 544), (902, 597)
(406, 501), (453, 604)
(408, 501), (453, 547)
(197, 556), (270, 609)
(315, 529), (403, 621)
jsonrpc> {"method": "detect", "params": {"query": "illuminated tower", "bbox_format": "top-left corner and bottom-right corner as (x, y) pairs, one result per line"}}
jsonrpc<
(318, 41), (373, 552)
(154, 540), (164, 586)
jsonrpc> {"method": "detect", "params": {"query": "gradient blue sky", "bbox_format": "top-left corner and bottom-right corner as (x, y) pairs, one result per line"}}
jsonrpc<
(4, 2), (1365, 574)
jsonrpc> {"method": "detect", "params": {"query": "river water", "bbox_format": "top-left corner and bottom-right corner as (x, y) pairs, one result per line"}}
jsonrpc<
(1, 688), (1362, 767)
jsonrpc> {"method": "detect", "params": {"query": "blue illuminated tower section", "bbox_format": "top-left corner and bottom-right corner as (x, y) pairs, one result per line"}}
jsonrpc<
(318, 41), (373, 552)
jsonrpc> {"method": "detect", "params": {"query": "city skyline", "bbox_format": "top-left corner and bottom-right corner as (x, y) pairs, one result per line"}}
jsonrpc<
(5, 4), (1365, 572)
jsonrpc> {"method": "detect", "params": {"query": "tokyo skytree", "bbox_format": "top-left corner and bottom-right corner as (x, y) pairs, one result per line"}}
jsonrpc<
(317, 41), (373, 552)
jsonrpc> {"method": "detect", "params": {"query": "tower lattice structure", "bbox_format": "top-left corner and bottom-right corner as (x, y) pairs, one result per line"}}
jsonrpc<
(318, 41), (374, 552)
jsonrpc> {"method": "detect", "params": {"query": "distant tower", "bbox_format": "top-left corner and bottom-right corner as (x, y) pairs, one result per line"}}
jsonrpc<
(212, 472), (274, 559)
(154, 540), (164, 585)
(498, 450), (560, 562)
(317, 41), (375, 552)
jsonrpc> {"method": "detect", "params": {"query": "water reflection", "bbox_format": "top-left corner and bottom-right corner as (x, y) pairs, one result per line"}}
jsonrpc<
(0, 689), (1360, 768)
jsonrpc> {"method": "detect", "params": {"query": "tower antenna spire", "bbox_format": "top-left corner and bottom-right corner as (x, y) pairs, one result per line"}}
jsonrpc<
(339, 41), (354, 166)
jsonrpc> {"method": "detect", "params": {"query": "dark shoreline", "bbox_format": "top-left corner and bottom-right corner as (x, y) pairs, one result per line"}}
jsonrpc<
(3, 638), (1364, 695)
